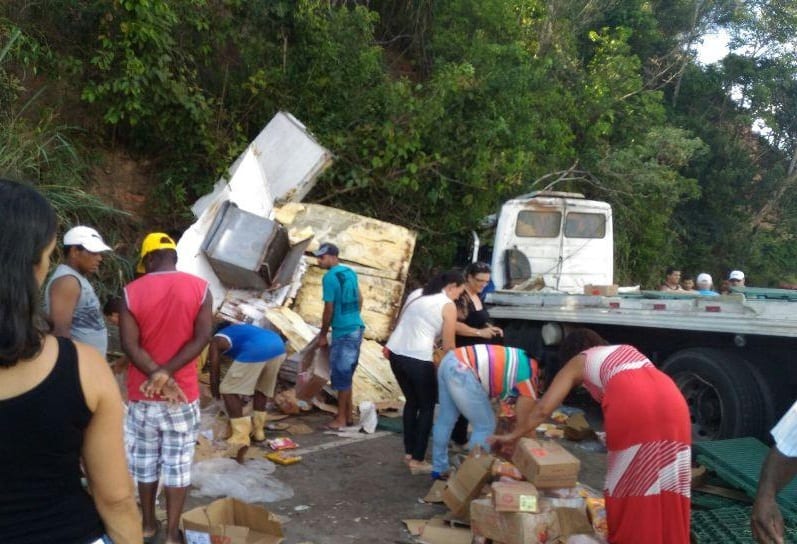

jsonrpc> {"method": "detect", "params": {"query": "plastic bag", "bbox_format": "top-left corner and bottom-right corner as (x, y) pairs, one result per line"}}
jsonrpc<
(358, 401), (378, 434)
(191, 458), (294, 503)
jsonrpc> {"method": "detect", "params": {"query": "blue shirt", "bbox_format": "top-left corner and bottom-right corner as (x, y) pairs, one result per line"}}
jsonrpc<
(697, 289), (719, 296)
(322, 264), (365, 338)
(215, 324), (286, 363)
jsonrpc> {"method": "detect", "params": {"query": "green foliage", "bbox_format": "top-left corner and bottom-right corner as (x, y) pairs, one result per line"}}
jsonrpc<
(2, 0), (795, 287)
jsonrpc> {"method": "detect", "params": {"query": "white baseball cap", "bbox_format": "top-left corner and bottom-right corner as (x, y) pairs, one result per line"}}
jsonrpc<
(63, 226), (112, 253)
(696, 273), (713, 287)
(728, 270), (745, 281)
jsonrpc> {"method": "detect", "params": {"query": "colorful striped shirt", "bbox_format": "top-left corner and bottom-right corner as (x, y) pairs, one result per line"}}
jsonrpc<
(454, 345), (538, 400)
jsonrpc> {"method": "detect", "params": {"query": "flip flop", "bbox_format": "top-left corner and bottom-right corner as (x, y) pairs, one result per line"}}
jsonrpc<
(321, 423), (344, 431)
(142, 520), (161, 544)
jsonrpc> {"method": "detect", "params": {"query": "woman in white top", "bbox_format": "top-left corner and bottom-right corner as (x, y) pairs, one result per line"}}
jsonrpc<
(386, 271), (465, 474)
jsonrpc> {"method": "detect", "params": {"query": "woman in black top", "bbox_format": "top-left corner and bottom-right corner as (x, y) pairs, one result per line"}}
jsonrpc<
(454, 262), (504, 346)
(450, 262), (504, 446)
(0, 180), (142, 544)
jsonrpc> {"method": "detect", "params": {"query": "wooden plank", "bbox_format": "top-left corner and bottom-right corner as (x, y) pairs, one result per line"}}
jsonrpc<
(274, 202), (416, 281)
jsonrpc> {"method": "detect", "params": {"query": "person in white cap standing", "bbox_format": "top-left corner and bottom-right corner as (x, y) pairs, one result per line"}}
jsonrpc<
(44, 225), (112, 358)
(729, 270), (746, 287)
(695, 273), (719, 296)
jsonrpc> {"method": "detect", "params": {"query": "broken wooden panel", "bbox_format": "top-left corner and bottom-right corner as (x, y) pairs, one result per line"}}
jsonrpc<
(350, 339), (403, 406)
(274, 202), (416, 282)
(264, 306), (403, 404)
(290, 265), (402, 342)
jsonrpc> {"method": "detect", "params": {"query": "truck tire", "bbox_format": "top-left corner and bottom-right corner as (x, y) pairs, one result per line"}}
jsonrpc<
(661, 348), (771, 441)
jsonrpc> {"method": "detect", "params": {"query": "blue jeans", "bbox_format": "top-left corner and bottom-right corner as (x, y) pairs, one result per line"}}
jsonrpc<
(329, 327), (364, 391)
(432, 352), (496, 474)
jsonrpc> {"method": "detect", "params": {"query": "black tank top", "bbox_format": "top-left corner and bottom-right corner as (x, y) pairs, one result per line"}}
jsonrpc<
(0, 337), (105, 543)
(455, 296), (504, 347)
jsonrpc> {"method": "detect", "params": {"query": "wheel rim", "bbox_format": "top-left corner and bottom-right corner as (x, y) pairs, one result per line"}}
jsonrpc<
(675, 372), (723, 441)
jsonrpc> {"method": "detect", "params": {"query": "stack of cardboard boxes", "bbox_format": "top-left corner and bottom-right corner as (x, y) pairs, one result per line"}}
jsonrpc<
(419, 438), (607, 544)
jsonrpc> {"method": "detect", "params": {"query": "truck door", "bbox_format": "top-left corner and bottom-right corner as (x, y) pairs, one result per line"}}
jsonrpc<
(559, 202), (613, 291)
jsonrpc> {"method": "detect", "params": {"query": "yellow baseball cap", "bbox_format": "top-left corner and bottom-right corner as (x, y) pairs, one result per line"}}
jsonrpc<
(136, 232), (177, 273)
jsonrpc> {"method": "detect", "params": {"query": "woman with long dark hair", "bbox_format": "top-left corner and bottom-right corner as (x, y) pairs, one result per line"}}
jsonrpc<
(0, 179), (141, 543)
(491, 328), (691, 544)
(385, 270), (465, 474)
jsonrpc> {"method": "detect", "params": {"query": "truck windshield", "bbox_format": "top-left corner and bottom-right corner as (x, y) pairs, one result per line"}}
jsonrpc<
(515, 210), (561, 237)
(564, 212), (606, 238)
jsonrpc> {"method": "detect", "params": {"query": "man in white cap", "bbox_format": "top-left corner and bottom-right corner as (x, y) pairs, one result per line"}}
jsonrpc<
(695, 273), (719, 296)
(729, 270), (746, 287)
(44, 225), (112, 357)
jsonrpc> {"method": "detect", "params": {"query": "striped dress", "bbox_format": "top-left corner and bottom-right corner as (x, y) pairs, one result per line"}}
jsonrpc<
(582, 345), (691, 544)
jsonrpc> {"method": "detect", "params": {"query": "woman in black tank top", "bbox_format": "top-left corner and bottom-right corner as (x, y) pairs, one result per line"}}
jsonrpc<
(0, 180), (142, 544)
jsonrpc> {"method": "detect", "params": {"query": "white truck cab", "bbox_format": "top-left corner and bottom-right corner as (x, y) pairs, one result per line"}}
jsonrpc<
(490, 191), (613, 292)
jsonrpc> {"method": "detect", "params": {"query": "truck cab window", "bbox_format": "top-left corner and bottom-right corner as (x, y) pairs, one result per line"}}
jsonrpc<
(564, 212), (605, 239)
(515, 211), (561, 237)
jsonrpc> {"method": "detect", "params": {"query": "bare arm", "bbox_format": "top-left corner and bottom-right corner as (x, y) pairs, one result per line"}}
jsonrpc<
(318, 301), (334, 347)
(161, 292), (213, 375)
(454, 320), (503, 340)
(77, 342), (143, 544)
(491, 354), (585, 443)
(208, 336), (228, 399)
(752, 447), (797, 543)
(47, 275), (81, 337)
(441, 302), (457, 351)
(118, 298), (159, 376)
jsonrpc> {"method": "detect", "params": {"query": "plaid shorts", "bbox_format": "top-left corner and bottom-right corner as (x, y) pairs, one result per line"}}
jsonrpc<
(125, 400), (200, 488)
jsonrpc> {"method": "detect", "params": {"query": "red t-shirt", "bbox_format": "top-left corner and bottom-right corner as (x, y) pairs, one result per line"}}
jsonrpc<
(124, 271), (208, 402)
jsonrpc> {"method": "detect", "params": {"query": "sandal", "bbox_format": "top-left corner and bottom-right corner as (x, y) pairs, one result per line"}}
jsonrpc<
(409, 460), (434, 475)
(142, 520), (161, 544)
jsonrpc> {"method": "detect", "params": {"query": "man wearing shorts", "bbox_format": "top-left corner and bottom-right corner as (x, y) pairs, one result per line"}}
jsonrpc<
(208, 323), (287, 446)
(120, 232), (212, 544)
(314, 242), (365, 430)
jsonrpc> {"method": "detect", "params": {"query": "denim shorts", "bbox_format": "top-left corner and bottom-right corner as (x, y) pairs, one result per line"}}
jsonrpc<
(329, 327), (364, 390)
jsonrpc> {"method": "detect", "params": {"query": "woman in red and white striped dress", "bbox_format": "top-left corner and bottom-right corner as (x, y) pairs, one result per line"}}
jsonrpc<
(491, 328), (691, 544)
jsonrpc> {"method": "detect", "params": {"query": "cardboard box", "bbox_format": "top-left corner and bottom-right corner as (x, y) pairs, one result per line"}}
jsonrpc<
(512, 438), (580, 489)
(293, 337), (331, 401)
(442, 452), (495, 517)
(505, 510), (560, 544)
(555, 507), (594, 539)
(583, 284), (618, 296)
(471, 499), (560, 544)
(470, 499), (508, 542)
(492, 481), (539, 513)
(181, 497), (284, 544)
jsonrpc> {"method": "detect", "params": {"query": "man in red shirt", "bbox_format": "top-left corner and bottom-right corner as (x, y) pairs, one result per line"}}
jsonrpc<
(120, 232), (212, 544)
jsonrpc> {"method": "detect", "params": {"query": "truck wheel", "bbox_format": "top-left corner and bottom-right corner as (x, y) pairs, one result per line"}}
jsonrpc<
(661, 348), (770, 441)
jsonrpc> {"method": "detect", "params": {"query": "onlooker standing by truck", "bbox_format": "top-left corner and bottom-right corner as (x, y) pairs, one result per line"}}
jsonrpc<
(729, 269), (746, 287)
(660, 266), (683, 291)
(696, 273), (719, 296)
(314, 242), (365, 430)
(120, 232), (212, 544)
(44, 225), (113, 358)
(752, 399), (797, 543)
(208, 323), (287, 446)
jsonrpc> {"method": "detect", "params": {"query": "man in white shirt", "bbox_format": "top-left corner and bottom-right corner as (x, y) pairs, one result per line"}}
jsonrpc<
(752, 400), (797, 543)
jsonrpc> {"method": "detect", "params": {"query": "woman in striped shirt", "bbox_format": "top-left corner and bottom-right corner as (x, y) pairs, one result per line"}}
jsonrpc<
(431, 344), (539, 479)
